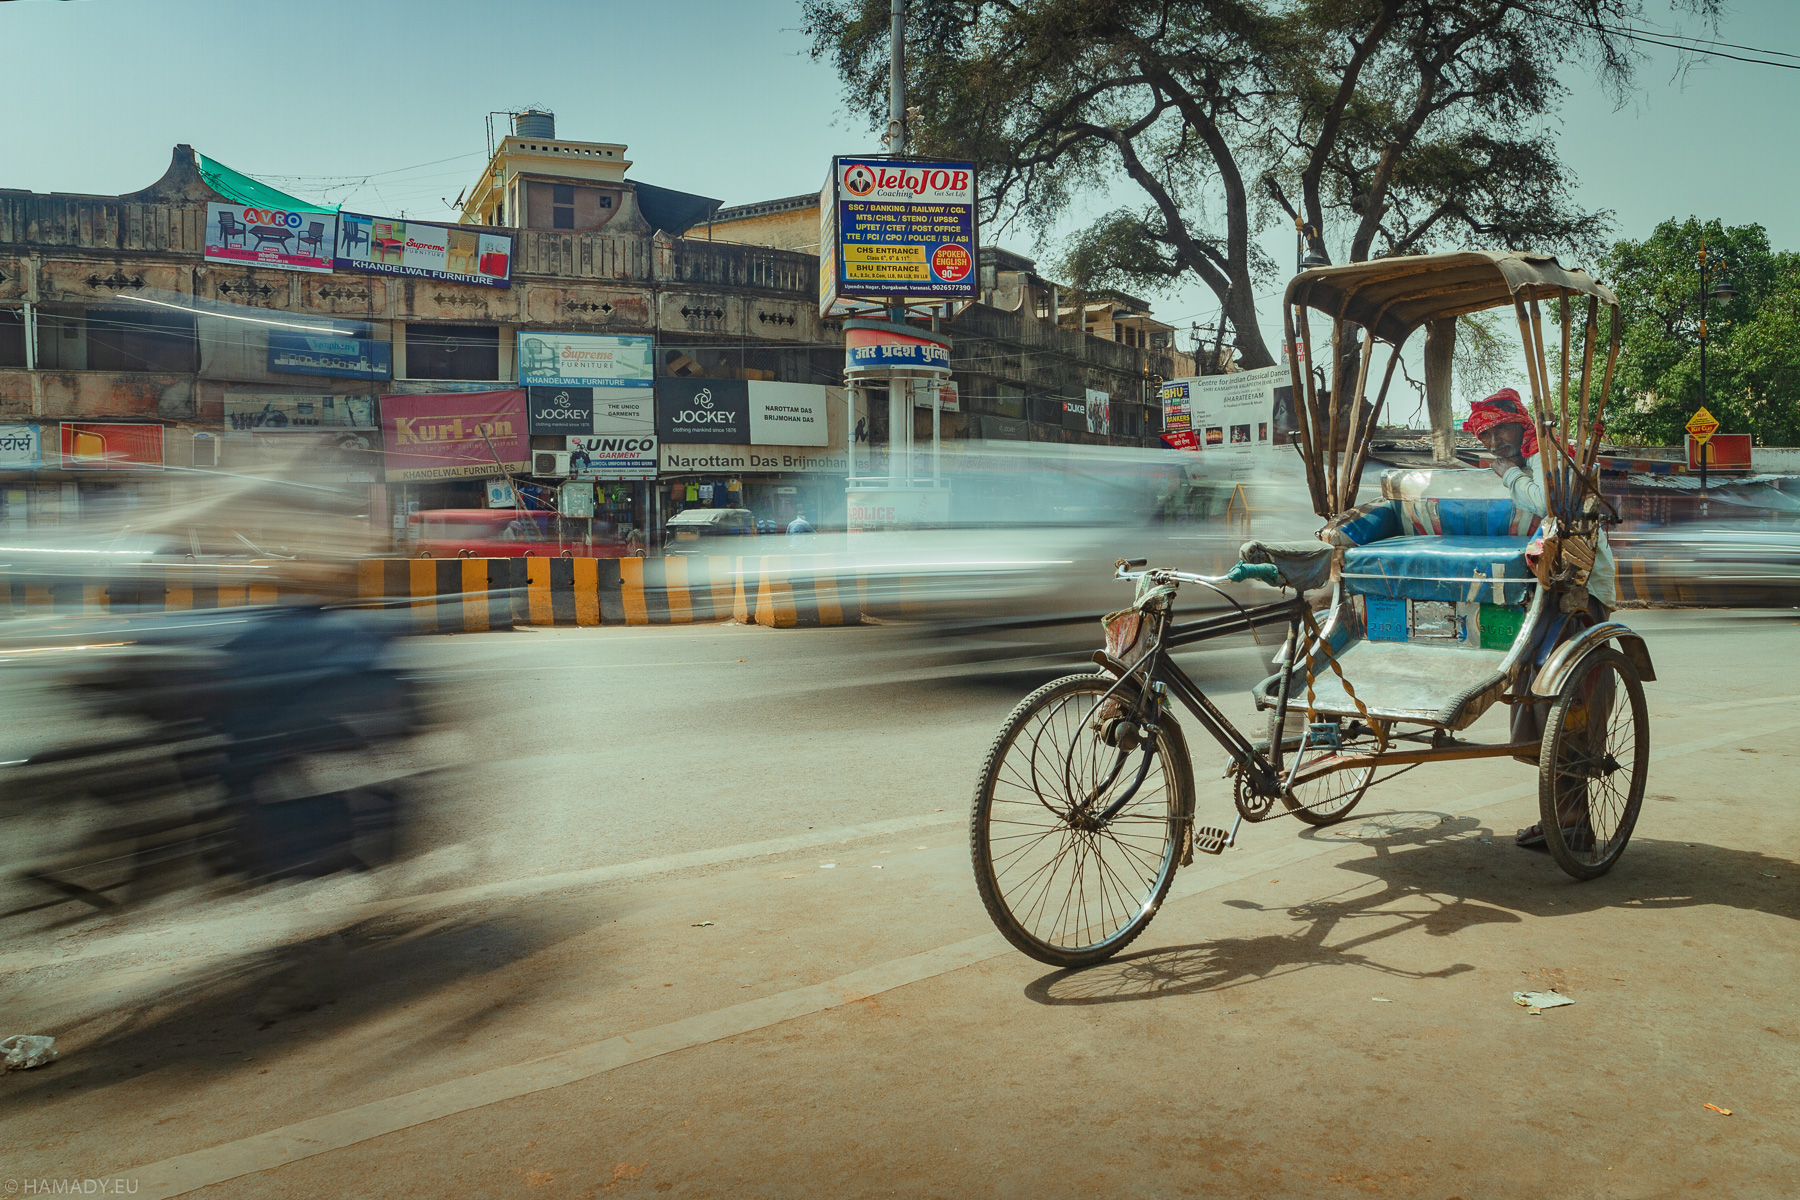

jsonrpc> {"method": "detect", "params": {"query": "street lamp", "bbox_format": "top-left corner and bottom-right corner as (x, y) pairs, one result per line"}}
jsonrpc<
(1696, 236), (1736, 492)
(1294, 215), (1329, 272)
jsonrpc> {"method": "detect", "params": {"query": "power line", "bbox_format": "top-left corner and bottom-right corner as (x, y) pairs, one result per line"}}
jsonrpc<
(1519, 4), (1800, 71)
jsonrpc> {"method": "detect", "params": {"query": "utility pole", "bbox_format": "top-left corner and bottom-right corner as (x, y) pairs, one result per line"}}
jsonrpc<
(888, 0), (907, 156)
(887, 0), (907, 327)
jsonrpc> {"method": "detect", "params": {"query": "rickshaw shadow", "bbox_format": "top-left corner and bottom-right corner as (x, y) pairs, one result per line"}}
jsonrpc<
(1025, 808), (1800, 1006)
(1026, 810), (1497, 1006)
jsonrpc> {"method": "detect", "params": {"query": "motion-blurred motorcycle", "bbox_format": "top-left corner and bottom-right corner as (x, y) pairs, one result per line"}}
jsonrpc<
(1, 605), (428, 915)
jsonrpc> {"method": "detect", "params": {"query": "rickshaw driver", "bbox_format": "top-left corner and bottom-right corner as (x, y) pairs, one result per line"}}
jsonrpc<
(1464, 388), (1616, 852)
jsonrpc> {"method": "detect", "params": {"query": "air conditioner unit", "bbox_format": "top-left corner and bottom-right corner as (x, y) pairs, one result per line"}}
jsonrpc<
(533, 450), (570, 477)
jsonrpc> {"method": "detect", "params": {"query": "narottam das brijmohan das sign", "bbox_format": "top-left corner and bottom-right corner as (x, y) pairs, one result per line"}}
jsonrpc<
(820, 157), (978, 316)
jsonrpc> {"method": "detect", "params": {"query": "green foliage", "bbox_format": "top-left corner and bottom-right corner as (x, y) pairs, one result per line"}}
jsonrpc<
(1602, 218), (1800, 446)
(803, 0), (1718, 370)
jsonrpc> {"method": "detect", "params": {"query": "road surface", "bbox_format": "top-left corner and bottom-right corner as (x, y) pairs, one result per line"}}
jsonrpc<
(2, 608), (1796, 1198)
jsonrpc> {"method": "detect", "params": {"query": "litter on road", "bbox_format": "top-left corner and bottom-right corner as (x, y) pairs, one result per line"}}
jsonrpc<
(691, 921), (715, 927)
(1, 1034), (57, 1070)
(1704, 1104), (1733, 1115)
(1514, 990), (1575, 1013)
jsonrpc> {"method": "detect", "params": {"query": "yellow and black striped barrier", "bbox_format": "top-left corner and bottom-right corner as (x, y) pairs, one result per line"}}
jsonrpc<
(353, 554), (863, 631)
(0, 554), (871, 631)
(0, 562), (328, 617)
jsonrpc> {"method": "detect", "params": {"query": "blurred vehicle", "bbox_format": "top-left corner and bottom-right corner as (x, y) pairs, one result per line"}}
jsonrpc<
(1610, 521), (1800, 606)
(409, 508), (637, 559)
(664, 507), (759, 554)
(0, 605), (429, 915)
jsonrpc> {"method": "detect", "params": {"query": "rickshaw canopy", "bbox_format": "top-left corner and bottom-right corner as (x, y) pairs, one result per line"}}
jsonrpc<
(1284, 251), (1619, 346)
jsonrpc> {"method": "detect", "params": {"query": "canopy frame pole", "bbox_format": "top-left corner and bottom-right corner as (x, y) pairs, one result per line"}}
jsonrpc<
(1559, 293), (1574, 519)
(1342, 347), (1403, 512)
(1513, 290), (1560, 519)
(1576, 295), (1599, 468)
(1337, 324), (1378, 507)
(1326, 315), (1345, 514)
(1588, 306), (1623, 473)
(1288, 299), (1327, 516)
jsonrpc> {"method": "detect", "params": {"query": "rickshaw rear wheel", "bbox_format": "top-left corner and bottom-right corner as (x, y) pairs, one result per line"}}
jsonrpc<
(1538, 647), (1648, 880)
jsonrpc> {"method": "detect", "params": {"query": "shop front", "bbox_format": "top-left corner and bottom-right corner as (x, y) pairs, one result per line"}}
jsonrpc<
(0, 422), (180, 532)
(653, 378), (850, 536)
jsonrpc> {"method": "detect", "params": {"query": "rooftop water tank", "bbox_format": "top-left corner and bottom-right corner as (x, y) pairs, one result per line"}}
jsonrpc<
(513, 109), (555, 139)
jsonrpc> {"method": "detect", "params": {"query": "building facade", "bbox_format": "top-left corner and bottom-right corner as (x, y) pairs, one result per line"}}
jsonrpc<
(1, 125), (1196, 543)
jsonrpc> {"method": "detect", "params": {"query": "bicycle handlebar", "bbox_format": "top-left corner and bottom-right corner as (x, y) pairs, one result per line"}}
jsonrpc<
(1113, 561), (1283, 588)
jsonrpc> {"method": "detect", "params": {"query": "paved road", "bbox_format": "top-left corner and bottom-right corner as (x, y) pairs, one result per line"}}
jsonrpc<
(3, 608), (1797, 1198)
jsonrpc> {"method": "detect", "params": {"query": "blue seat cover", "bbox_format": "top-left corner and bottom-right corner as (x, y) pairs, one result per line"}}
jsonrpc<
(1341, 535), (1534, 604)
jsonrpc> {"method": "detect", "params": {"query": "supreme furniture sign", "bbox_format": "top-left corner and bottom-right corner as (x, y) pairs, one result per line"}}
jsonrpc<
(822, 157), (977, 313)
(518, 333), (654, 389)
(379, 390), (528, 480)
(335, 212), (513, 288)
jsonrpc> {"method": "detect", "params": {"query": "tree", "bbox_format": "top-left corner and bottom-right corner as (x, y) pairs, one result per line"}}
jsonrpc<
(804, 0), (1717, 368)
(1602, 218), (1800, 447)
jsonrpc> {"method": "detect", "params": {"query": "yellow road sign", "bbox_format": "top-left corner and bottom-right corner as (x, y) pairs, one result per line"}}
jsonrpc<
(1686, 406), (1720, 445)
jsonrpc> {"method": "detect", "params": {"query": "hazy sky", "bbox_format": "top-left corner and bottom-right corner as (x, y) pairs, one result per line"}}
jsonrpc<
(6, 0), (1796, 375)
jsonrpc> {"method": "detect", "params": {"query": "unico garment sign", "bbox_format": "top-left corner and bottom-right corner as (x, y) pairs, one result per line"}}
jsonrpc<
(655, 379), (750, 444)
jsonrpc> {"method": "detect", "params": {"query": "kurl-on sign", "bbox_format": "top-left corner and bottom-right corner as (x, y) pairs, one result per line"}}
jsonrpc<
(379, 391), (529, 480)
(822, 157), (978, 314)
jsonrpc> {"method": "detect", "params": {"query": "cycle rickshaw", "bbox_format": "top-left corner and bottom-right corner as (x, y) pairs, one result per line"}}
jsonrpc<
(971, 251), (1654, 967)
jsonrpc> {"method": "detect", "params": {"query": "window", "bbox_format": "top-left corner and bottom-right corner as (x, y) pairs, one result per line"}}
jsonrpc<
(526, 181), (620, 232)
(0, 311), (23, 368)
(86, 308), (199, 373)
(405, 323), (499, 381)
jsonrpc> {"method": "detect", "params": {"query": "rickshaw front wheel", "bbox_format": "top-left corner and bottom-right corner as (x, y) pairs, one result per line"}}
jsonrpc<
(1269, 709), (1373, 826)
(1537, 647), (1648, 880)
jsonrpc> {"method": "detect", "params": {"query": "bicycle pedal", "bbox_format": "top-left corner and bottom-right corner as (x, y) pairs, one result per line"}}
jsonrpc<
(1192, 826), (1229, 855)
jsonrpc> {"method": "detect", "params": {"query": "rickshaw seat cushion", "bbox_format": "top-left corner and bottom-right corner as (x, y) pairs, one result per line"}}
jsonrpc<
(1325, 497), (1538, 548)
(1341, 535), (1534, 604)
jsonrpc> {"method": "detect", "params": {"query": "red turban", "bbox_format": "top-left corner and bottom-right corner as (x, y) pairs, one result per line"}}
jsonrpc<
(1462, 387), (1538, 458)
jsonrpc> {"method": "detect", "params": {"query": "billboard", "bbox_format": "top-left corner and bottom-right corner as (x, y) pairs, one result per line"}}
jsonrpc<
(224, 394), (377, 433)
(824, 157), (978, 309)
(204, 203), (336, 273)
(527, 387), (595, 435)
(567, 435), (657, 479)
(1159, 380), (1197, 451)
(1689, 432), (1752, 471)
(379, 390), (528, 480)
(335, 212), (513, 288)
(654, 380), (831, 446)
(518, 333), (654, 388)
(1085, 388), (1111, 436)
(267, 331), (392, 380)
(592, 387), (655, 436)
(656, 378), (749, 443)
(0, 425), (44, 469)
(61, 423), (164, 470)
